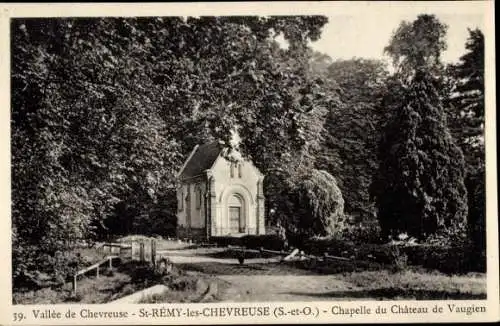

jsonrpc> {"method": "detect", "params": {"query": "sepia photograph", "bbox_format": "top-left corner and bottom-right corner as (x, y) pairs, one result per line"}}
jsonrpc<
(1, 1), (498, 324)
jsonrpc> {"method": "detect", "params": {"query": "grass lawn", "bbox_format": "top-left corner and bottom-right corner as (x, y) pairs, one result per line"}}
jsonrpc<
(13, 266), (135, 304)
(336, 269), (486, 300)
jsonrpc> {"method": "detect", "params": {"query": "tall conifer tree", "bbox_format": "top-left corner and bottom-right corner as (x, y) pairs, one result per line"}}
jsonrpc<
(372, 15), (468, 240)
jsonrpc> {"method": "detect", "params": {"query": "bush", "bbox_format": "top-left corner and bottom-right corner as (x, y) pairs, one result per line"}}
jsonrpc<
(292, 237), (484, 274)
(210, 235), (286, 251)
(388, 245), (408, 272)
(402, 244), (485, 274)
(298, 170), (345, 235)
(240, 235), (286, 251)
(271, 169), (345, 238)
(210, 236), (242, 248)
(340, 221), (383, 244)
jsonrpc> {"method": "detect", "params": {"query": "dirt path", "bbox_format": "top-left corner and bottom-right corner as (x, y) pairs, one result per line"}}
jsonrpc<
(159, 248), (280, 265)
(217, 275), (362, 302)
(158, 247), (487, 301)
(159, 248), (362, 302)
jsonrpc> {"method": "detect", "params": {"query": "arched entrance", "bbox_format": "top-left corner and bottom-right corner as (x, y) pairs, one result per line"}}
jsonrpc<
(228, 194), (245, 233)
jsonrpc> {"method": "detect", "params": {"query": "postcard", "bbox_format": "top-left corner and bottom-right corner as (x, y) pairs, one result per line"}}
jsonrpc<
(1, 1), (498, 324)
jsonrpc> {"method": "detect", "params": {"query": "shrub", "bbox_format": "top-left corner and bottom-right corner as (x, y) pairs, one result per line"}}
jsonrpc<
(402, 244), (485, 274)
(295, 170), (345, 236)
(340, 221), (383, 244)
(388, 245), (408, 272)
(293, 236), (484, 274)
(240, 235), (286, 251)
(274, 169), (345, 238)
(211, 235), (286, 251)
(210, 236), (242, 248)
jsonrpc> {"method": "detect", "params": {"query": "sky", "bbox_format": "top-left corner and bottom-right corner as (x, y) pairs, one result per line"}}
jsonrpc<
(309, 12), (486, 65)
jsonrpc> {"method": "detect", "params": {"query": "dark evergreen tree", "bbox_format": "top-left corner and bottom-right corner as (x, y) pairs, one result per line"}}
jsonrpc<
(372, 15), (468, 241)
(448, 28), (484, 161)
(448, 29), (485, 252)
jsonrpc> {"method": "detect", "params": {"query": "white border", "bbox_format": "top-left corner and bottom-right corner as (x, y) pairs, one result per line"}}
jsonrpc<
(0, 1), (497, 325)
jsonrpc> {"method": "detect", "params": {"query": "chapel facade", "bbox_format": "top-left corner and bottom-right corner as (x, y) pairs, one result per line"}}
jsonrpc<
(176, 141), (266, 240)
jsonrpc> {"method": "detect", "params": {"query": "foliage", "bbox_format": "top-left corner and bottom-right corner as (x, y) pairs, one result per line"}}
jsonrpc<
(372, 14), (468, 240)
(446, 29), (485, 252)
(464, 172), (486, 252)
(447, 28), (484, 161)
(12, 14), (486, 286)
(11, 16), (331, 284)
(274, 169), (345, 237)
(384, 14), (448, 81)
(316, 58), (389, 220)
(339, 220), (383, 244)
(388, 245), (409, 272)
(298, 237), (484, 274)
(241, 235), (286, 251)
(210, 234), (286, 251)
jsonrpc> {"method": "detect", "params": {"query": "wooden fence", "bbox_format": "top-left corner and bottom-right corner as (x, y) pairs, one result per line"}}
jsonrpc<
(73, 240), (158, 295)
(72, 255), (118, 295)
(98, 240), (157, 264)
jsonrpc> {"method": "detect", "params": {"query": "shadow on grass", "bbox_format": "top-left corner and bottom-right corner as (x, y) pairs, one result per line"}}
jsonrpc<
(175, 253), (393, 275)
(176, 262), (315, 276)
(284, 288), (487, 300)
(202, 250), (278, 260)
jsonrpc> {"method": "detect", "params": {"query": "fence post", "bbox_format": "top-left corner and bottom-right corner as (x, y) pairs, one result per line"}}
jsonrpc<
(109, 256), (113, 270)
(140, 241), (145, 262)
(131, 241), (137, 260)
(73, 275), (77, 295)
(96, 265), (100, 278)
(151, 240), (156, 268)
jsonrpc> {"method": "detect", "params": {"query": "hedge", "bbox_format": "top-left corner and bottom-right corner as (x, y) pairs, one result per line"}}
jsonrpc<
(296, 237), (485, 274)
(211, 235), (286, 251)
(210, 235), (485, 274)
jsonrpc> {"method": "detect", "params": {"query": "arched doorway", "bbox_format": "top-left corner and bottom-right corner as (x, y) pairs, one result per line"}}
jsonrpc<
(228, 194), (245, 233)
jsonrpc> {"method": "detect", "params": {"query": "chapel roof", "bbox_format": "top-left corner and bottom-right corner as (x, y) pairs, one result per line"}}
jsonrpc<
(178, 141), (223, 180)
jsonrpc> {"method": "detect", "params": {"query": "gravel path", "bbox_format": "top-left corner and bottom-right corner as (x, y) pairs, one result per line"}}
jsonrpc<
(159, 248), (362, 302)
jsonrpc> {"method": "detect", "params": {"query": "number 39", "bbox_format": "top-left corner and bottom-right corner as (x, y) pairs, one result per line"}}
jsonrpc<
(13, 312), (25, 322)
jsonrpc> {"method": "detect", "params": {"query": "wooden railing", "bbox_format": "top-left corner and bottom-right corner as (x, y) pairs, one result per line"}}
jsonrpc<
(72, 255), (119, 295)
(73, 240), (158, 295)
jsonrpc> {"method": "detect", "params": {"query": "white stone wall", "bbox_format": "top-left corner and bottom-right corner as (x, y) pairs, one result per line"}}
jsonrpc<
(211, 153), (263, 236)
(177, 179), (207, 229)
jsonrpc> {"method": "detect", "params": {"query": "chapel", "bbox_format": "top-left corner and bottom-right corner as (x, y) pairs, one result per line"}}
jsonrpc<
(176, 140), (265, 240)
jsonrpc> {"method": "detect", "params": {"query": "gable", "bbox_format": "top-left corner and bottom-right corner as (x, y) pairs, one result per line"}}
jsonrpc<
(178, 141), (222, 180)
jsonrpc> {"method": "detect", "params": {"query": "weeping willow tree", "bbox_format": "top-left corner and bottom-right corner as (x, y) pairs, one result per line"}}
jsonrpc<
(277, 169), (345, 237)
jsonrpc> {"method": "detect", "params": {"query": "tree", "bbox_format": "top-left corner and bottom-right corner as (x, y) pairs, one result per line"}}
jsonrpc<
(11, 16), (331, 283)
(316, 58), (389, 221)
(447, 29), (485, 252)
(447, 29), (484, 169)
(384, 14), (447, 82)
(273, 169), (344, 238)
(372, 15), (468, 240)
